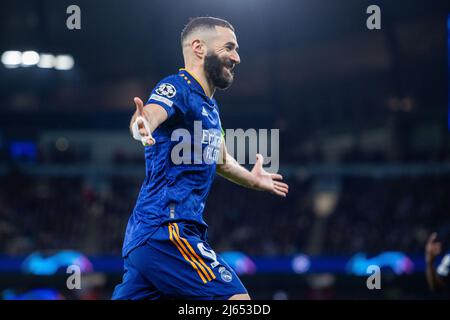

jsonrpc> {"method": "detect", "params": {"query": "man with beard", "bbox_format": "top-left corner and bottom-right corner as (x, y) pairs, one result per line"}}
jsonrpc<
(113, 17), (289, 300)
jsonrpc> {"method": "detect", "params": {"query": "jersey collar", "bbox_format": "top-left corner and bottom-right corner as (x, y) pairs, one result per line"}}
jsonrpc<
(178, 68), (212, 98)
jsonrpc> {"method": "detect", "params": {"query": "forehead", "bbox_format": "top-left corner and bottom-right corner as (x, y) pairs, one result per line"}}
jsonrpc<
(212, 26), (238, 45)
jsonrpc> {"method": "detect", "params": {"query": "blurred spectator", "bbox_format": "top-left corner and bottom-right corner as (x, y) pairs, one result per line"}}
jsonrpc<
(1, 169), (449, 256)
(425, 233), (449, 293)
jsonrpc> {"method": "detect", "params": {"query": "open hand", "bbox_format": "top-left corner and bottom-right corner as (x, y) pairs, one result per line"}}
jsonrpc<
(133, 97), (155, 146)
(250, 154), (289, 197)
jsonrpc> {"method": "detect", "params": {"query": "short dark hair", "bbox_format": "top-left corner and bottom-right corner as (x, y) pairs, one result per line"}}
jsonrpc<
(181, 17), (235, 46)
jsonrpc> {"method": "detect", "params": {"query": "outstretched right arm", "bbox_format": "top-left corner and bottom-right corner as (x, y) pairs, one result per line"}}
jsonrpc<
(130, 97), (169, 146)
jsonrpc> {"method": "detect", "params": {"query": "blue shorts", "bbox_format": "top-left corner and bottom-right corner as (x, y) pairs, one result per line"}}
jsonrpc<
(112, 221), (248, 300)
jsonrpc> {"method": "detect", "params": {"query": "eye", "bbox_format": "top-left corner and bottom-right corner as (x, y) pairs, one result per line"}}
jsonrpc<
(224, 44), (234, 51)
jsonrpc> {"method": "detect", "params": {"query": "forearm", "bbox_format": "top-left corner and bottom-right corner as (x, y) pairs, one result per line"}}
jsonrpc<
(129, 103), (169, 135)
(216, 153), (258, 189)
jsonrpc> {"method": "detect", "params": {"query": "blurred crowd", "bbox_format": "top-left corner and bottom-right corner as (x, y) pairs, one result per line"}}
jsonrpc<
(1, 168), (449, 257)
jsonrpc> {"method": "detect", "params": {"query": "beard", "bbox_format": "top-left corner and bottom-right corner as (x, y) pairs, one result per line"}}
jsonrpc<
(204, 52), (235, 90)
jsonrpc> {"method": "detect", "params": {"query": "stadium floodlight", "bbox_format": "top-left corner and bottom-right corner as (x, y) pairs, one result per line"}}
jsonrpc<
(54, 54), (74, 70)
(37, 54), (55, 69)
(21, 51), (40, 66)
(1, 51), (22, 68)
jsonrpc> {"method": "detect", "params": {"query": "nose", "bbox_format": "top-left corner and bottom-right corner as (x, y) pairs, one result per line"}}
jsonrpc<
(230, 51), (240, 65)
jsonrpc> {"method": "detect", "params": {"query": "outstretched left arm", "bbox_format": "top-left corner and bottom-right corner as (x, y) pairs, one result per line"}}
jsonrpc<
(216, 140), (289, 197)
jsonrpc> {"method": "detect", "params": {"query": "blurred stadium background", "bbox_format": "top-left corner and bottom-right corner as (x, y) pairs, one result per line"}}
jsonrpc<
(1, 0), (450, 299)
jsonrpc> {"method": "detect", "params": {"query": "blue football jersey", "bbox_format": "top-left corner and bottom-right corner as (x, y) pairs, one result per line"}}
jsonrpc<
(122, 69), (223, 257)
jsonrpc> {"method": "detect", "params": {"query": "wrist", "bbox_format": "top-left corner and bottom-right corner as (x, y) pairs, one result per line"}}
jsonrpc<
(248, 172), (260, 190)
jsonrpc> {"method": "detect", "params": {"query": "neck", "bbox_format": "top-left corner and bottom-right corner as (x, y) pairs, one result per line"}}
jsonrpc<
(183, 64), (215, 98)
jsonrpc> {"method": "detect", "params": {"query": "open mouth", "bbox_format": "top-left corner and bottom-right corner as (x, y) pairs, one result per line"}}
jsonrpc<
(224, 64), (234, 75)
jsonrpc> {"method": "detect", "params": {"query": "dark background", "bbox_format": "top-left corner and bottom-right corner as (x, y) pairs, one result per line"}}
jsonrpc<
(0, 0), (450, 299)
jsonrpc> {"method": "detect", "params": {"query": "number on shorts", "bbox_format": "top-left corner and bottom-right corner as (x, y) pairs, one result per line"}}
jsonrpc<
(197, 243), (220, 268)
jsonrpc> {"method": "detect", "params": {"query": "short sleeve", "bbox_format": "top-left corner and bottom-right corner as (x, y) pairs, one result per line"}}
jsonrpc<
(146, 77), (188, 118)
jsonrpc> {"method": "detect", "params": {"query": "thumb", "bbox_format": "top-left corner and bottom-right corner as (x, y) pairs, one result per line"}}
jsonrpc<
(134, 97), (144, 116)
(255, 154), (264, 168)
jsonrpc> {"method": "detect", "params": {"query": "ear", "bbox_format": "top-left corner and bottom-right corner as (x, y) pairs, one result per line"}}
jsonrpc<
(192, 39), (206, 59)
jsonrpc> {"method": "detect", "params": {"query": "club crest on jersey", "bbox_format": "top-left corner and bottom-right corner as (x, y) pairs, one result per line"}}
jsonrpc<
(156, 83), (176, 98)
(219, 267), (233, 282)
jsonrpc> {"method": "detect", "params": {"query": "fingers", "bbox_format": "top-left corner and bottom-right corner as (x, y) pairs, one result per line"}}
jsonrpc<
(273, 182), (289, 197)
(139, 128), (148, 136)
(138, 127), (155, 146)
(134, 97), (144, 116)
(272, 187), (287, 197)
(428, 232), (438, 244)
(274, 181), (289, 193)
(143, 138), (155, 147)
(271, 173), (283, 181)
(274, 187), (289, 195)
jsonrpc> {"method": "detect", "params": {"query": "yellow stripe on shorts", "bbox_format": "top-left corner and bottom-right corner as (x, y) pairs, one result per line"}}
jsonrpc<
(168, 224), (207, 284)
(173, 223), (216, 280)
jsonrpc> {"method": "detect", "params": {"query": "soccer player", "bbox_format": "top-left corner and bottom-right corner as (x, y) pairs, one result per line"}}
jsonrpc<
(425, 232), (449, 292)
(112, 17), (289, 300)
